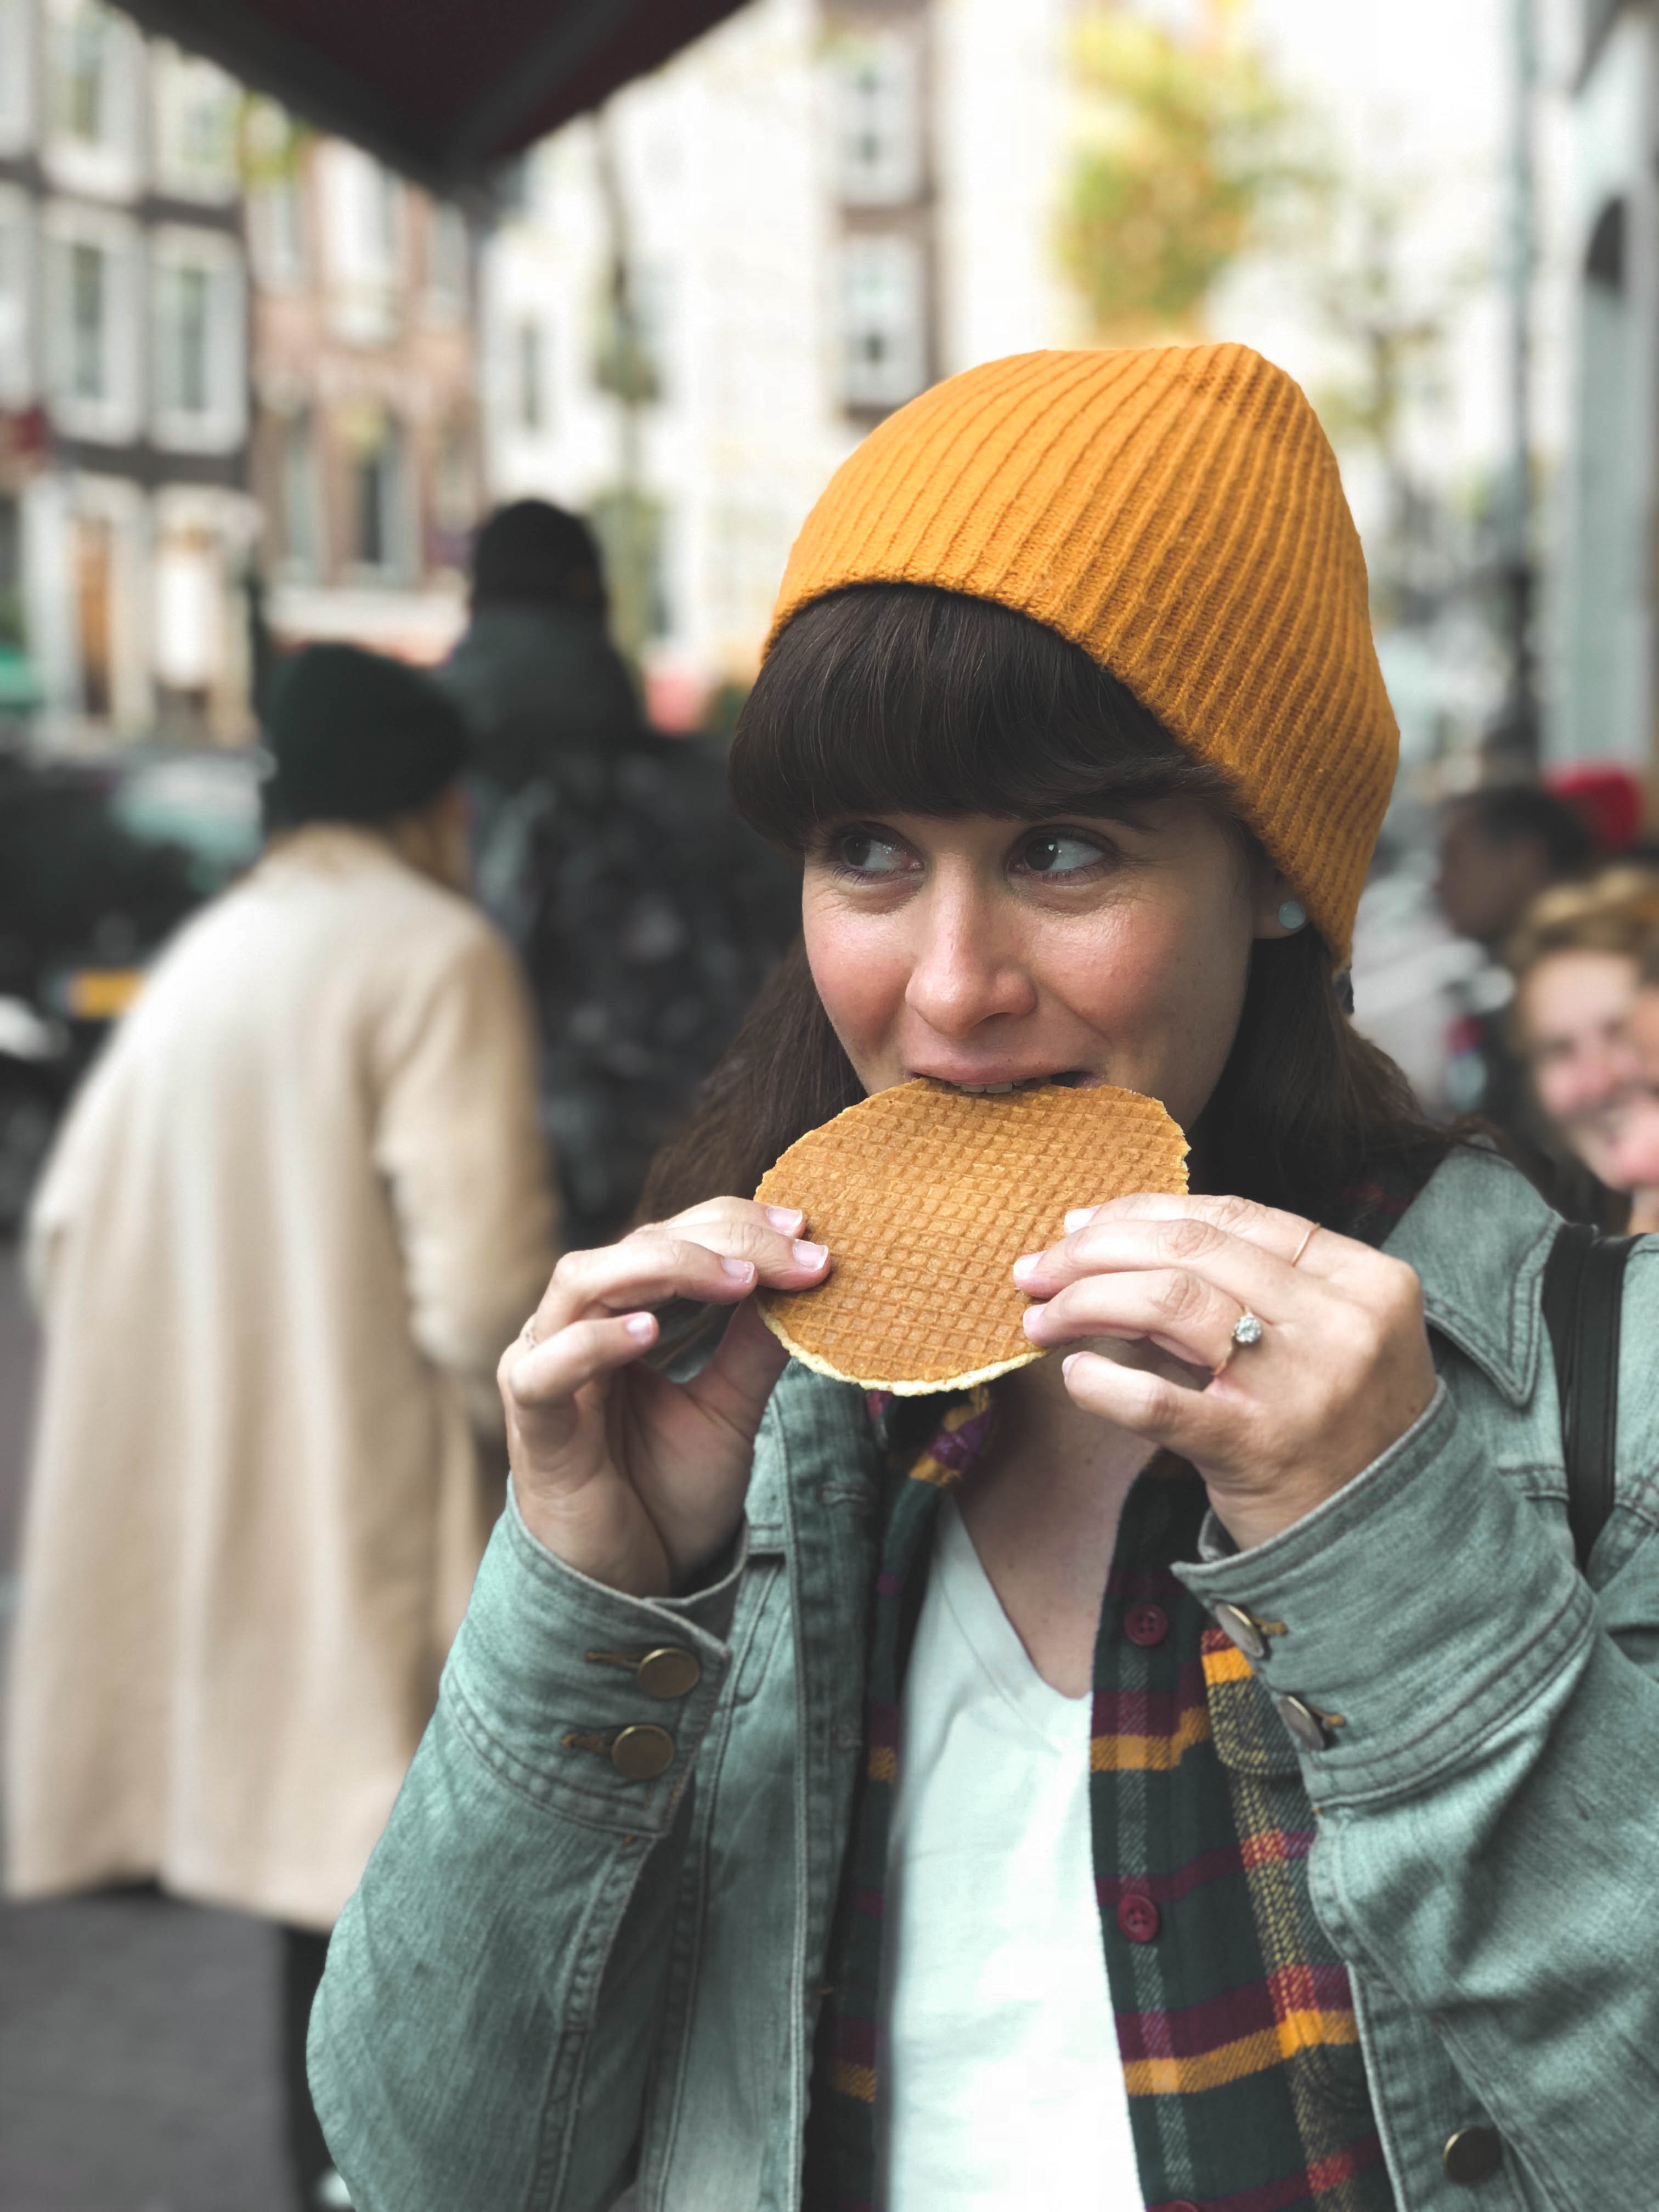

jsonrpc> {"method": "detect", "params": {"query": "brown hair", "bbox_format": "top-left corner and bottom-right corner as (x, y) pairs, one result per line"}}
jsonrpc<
(1505, 867), (1659, 984)
(641, 586), (1446, 1226)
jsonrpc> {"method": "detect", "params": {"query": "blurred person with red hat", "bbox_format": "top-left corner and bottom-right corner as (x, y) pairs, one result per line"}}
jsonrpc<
(4, 643), (557, 2210)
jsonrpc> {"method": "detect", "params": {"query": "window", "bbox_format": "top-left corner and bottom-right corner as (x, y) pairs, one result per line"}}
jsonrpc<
(69, 238), (106, 398)
(840, 234), (926, 410)
(833, 30), (923, 207)
(427, 203), (468, 317)
(324, 144), (403, 343)
(245, 101), (308, 287)
(342, 406), (405, 575)
(159, 263), (207, 411)
(278, 408), (320, 574)
(0, 0), (35, 156)
(47, 205), (141, 438)
(0, 188), (30, 403)
(0, 492), (23, 650)
(516, 318), (545, 431)
(151, 228), (245, 450)
(46, 0), (142, 195)
(153, 47), (239, 201)
(431, 417), (476, 571)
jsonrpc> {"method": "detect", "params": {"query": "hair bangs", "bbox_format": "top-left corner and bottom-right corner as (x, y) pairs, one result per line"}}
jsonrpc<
(729, 584), (1235, 849)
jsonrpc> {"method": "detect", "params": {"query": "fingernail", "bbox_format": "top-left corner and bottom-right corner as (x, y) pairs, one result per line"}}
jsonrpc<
(1062, 1353), (1082, 1379)
(1064, 1207), (1099, 1232)
(720, 1256), (755, 1280)
(1012, 1252), (1042, 1282)
(765, 1205), (804, 1232)
(792, 1240), (828, 1267)
(625, 1313), (656, 1342)
(1021, 1307), (1043, 1336)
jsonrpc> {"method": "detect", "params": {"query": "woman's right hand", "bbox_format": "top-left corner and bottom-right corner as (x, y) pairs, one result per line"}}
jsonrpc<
(498, 1199), (830, 1597)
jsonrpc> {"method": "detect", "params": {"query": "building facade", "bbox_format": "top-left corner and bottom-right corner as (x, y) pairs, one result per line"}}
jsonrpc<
(0, 0), (253, 749)
(480, 0), (1076, 726)
(246, 115), (482, 667)
(1553, 0), (1659, 779)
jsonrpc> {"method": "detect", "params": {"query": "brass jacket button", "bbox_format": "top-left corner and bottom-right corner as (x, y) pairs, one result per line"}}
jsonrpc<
(1443, 2125), (1503, 2185)
(1274, 1692), (1335, 1752)
(611, 1724), (675, 1781)
(636, 1646), (701, 1698)
(1213, 1602), (1269, 1662)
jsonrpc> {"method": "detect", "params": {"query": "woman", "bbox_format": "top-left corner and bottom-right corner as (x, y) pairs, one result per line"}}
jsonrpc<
(1507, 868), (1659, 1222)
(309, 348), (1659, 2211)
(8, 645), (556, 2212)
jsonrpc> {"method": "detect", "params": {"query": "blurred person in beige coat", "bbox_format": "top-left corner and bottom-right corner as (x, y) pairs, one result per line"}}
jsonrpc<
(4, 643), (558, 2210)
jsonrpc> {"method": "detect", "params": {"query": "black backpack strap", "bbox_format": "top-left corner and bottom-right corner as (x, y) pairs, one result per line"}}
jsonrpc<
(1541, 1223), (1639, 1572)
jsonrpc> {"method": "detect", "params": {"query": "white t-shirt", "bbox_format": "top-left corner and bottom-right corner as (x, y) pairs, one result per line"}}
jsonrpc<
(876, 1496), (1142, 2209)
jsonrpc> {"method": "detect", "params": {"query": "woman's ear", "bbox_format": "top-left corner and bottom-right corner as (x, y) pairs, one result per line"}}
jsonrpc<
(1254, 870), (1308, 941)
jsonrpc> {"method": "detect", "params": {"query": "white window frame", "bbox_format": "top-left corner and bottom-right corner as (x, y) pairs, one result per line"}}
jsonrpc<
(43, 0), (144, 203)
(833, 29), (923, 208)
(426, 202), (468, 320)
(0, 183), (35, 405)
(150, 42), (239, 204)
(150, 223), (246, 453)
(42, 200), (142, 442)
(338, 404), (409, 580)
(840, 232), (926, 410)
(244, 99), (308, 289)
(0, 0), (37, 158)
(322, 143), (404, 345)
(275, 404), (322, 579)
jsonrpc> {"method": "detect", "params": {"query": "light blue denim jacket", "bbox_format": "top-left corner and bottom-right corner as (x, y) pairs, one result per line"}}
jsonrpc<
(309, 1149), (1659, 2210)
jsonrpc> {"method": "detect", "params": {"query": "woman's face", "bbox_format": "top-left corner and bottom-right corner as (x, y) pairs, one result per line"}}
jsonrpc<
(800, 803), (1293, 1135)
(1516, 949), (1641, 1182)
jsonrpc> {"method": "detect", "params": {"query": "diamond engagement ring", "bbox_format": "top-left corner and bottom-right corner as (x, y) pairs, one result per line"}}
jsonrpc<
(1231, 1311), (1264, 1348)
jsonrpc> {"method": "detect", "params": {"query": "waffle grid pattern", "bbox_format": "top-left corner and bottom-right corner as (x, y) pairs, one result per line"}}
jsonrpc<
(755, 1080), (1188, 1392)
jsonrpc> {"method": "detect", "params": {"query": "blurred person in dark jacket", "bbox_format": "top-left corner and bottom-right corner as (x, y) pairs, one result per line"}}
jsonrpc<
(5, 645), (557, 2212)
(440, 499), (798, 1244)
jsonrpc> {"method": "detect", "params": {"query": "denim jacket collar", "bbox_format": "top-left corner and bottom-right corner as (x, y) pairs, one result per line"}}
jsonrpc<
(1383, 1145), (1558, 1408)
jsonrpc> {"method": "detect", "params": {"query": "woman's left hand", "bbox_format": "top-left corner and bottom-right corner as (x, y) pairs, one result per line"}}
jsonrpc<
(1013, 1193), (1438, 1549)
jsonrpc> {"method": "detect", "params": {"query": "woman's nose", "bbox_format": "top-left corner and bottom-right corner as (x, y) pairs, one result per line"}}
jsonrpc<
(902, 890), (1035, 1035)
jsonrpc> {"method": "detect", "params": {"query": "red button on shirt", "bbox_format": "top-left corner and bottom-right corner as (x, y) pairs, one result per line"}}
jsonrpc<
(1115, 1892), (1161, 1943)
(1124, 1601), (1169, 1647)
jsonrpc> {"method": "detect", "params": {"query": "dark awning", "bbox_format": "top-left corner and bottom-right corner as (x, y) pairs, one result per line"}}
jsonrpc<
(112, 0), (751, 196)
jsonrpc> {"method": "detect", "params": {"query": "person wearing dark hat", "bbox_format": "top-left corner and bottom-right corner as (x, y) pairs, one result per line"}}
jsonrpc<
(439, 500), (800, 1244)
(5, 642), (558, 2211)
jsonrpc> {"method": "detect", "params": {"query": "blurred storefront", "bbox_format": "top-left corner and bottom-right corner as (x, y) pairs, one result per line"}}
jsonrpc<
(0, 0), (256, 753)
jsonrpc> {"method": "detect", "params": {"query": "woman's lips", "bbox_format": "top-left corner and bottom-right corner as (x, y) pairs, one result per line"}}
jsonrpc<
(917, 1070), (1090, 1094)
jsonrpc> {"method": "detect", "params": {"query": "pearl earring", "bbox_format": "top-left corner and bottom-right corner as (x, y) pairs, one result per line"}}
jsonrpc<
(1277, 899), (1308, 932)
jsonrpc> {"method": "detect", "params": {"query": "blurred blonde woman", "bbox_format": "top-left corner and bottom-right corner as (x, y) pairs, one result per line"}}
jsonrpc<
(1506, 867), (1659, 1221)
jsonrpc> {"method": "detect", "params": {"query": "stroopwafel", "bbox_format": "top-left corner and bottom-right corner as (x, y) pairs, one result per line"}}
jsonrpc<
(754, 1079), (1188, 1393)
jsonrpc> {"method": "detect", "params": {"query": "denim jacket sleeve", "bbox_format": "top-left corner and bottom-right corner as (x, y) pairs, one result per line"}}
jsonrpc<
(307, 1483), (749, 2212)
(1177, 1234), (1659, 2205)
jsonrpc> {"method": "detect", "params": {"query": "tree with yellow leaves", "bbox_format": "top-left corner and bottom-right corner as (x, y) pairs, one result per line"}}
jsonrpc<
(1059, 0), (1319, 342)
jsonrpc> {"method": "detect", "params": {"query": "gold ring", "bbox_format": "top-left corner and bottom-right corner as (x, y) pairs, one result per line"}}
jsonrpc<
(1289, 1223), (1318, 1268)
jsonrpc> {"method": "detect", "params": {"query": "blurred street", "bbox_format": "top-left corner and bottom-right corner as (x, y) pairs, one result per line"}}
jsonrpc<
(1, 1249), (292, 2212)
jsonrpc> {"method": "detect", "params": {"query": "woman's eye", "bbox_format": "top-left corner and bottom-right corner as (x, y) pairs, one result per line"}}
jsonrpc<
(1018, 831), (1107, 877)
(835, 830), (911, 877)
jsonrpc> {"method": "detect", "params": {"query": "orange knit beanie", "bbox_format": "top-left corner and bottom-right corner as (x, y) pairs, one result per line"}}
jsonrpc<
(768, 344), (1395, 963)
